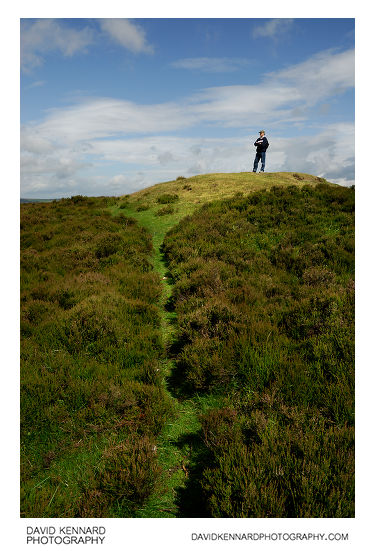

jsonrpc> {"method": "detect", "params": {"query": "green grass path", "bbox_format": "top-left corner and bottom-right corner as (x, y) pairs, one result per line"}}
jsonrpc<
(109, 201), (220, 517)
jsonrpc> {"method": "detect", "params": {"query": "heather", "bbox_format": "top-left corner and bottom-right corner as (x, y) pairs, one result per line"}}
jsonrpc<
(20, 196), (175, 517)
(21, 174), (355, 519)
(162, 183), (354, 517)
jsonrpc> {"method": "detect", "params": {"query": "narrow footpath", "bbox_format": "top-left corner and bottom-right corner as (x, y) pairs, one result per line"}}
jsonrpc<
(135, 232), (202, 517)
(109, 206), (205, 517)
(109, 203), (224, 517)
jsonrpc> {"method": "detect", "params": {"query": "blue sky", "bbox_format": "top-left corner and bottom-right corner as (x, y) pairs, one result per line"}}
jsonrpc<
(20, 18), (355, 197)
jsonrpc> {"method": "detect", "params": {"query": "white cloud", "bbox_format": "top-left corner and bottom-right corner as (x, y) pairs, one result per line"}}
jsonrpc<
(26, 80), (46, 89)
(265, 49), (355, 106)
(23, 48), (354, 144)
(189, 84), (303, 127)
(21, 124), (355, 197)
(32, 98), (193, 144)
(90, 127), (355, 186)
(20, 18), (154, 73)
(171, 57), (250, 72)
(107, 174), (149, 194)
(266, 123), (355, 186)
(21, 151), (87, 175)
(252, 19), (294, 40)
(21, 126), (54, 154)
(21, 19), (94, 73)
(99, 19), (154, 54)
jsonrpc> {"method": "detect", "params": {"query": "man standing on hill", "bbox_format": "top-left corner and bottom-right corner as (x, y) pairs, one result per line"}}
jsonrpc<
(253, 130), (269, 173)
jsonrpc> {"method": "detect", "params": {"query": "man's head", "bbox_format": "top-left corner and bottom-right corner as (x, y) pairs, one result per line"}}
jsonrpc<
(259, 130), (265, 136)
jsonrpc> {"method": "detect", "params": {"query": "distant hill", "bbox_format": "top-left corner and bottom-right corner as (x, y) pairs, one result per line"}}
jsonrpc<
(20, 198), (55, 203)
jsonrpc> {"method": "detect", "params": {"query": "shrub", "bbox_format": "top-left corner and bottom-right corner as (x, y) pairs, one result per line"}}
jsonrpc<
(97, 436), (161, 508)
(156, 193), (179, 204)
(156, 206), (175, 216)
(116, 214), (137, 227)
(95, 234), (124, 258)
(70, 195), (88, 203)
(199, 409), (354, 517)
(136, 204), (150, 212)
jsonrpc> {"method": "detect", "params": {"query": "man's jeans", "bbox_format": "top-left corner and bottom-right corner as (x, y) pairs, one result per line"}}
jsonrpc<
(253, 151), (266, 172)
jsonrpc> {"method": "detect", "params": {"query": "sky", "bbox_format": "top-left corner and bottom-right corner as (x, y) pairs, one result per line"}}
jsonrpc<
(20, 17), (355, 197)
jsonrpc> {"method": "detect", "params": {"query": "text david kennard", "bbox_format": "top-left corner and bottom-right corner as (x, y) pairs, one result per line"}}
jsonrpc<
(27, 526), (106, 545)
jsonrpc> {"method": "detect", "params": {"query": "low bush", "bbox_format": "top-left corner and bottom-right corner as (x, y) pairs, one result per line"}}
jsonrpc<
(95, 233), (124, 258)
(97, 436), (161, 509)
(156, 205), (175, 216)
(136, 204), (150, 212)
(156, 193), (179, 204)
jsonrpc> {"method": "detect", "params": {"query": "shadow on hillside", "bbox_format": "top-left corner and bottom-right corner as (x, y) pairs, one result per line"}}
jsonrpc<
(159, 242), (212, 517)
(172, 431), (211, 518)
(164, 350), (196, 400)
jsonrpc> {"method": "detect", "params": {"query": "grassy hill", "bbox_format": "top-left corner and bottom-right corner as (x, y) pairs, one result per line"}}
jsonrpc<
(111, 172), (331, 278)
(21, 172), (354, 518)
(119, 171), (328, 221)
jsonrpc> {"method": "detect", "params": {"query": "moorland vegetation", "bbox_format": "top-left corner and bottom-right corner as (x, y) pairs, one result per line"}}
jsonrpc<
(21, 173), (354, 518)
(162, 182), (354, 517)
(21, 196), (175, 517)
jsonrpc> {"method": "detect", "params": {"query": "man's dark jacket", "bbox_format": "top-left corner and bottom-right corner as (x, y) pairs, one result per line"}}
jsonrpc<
(254, 136), (269, 153)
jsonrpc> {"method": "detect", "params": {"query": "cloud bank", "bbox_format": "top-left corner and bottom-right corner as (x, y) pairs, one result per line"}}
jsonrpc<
(21, 47), (355, 196)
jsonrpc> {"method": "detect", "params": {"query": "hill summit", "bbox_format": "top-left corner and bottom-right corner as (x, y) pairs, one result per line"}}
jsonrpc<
(121, 171), (331, 217)
(114, 172), (333, 242)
